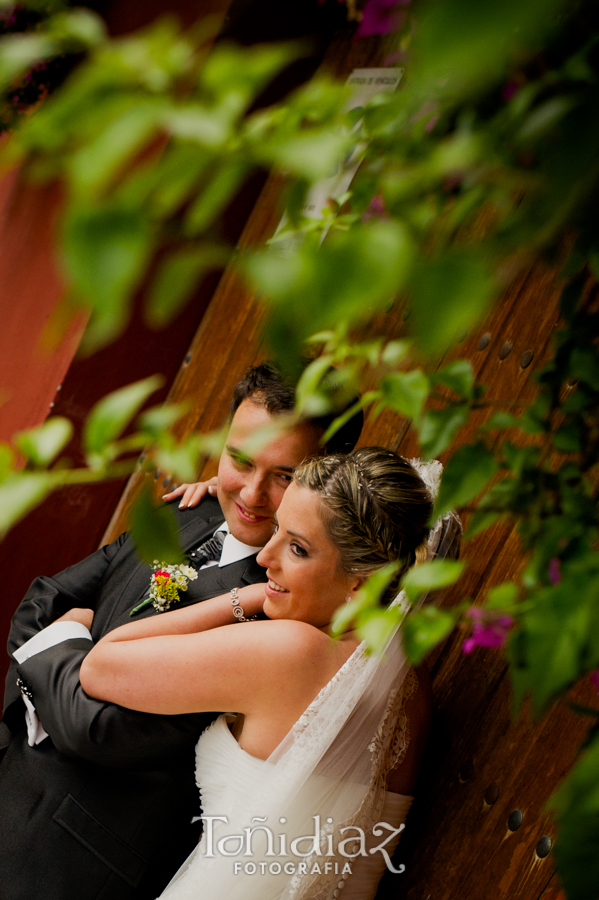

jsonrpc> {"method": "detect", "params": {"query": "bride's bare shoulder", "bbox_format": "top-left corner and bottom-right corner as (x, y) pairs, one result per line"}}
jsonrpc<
(256, 617), (328, 649)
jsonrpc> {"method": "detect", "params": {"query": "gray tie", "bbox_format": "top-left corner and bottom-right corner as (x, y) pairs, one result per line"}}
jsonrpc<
(189, 531), (225, 569)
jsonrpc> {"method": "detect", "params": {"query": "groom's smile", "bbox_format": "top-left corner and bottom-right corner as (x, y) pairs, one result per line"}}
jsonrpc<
(216, 398), (322, 548)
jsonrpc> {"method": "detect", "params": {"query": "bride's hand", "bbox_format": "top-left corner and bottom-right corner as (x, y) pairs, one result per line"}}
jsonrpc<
(236, 583), (267, 619)
(163, 477), (218, 509)
(54, 608), (94, 629)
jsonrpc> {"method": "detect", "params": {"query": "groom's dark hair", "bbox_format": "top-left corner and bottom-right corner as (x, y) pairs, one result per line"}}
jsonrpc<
(232, 362), (363, 455)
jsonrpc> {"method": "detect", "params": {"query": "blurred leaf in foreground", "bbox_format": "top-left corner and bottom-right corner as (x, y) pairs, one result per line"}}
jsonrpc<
(15, 417), (74, 467)
(84, 375), (163, 458)
(402, 558), (465, 603)
(129, 481), (183, 566)
(409, 250), (495, 357)
(434, 442), (499, 520)
(403, 605), (458, 664)
(550, 730), (599, 900)
(0, 473), (55, 537)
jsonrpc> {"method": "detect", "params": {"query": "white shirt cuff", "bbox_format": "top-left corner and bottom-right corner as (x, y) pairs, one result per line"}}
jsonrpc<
(22, 693), (48, 746)
(13, 621), (93, 664)
(14, 621), (93, 747)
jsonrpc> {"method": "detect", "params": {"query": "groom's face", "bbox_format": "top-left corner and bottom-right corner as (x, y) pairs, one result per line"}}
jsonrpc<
(217, 399), (322, 547)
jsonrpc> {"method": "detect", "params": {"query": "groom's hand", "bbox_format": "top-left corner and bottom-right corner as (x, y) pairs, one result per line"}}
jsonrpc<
(54, 608), (94, 629)
(163, 477), (218, 508)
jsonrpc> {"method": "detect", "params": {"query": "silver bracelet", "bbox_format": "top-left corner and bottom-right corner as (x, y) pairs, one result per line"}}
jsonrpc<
(230, 587), (250, 622)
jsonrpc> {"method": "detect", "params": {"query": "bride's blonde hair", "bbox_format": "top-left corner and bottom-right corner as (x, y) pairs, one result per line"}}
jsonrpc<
(294, 447), (433, 603)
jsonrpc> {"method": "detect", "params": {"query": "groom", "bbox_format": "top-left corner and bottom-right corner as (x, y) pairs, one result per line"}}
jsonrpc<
(0, 363), (362, 900)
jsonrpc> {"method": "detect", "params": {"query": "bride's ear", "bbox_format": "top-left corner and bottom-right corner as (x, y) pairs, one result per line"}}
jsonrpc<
(346, 576), (366, 600)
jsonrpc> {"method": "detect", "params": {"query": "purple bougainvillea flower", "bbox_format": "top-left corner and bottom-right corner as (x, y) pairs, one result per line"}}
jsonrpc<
(590, 671), (599, 693)
(356, 0), (409, 38)
(502, 80), (520, 102)
(462, 607), (514, 654)
(548, 557), (561, 585)
(362, 194), (387, 221)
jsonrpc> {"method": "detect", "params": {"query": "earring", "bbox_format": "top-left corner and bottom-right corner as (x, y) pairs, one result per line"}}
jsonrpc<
(345, 596), (352, 604)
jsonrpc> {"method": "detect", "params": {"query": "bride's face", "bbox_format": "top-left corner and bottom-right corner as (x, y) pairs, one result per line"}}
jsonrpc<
(256, 482), (362, 629)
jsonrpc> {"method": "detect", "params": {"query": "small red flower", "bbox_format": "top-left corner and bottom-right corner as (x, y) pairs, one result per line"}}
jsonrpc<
(155, 570), (170, 579)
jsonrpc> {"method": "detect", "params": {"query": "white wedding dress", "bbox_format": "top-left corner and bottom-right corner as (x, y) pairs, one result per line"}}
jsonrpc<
(158, 666), (416, 900)
(189, 714), (413, 900)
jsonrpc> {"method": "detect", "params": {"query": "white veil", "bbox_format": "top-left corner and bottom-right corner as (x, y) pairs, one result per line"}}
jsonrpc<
(160, 460), (461, 900)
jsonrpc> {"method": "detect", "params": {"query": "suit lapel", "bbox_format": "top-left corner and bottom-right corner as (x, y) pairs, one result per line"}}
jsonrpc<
(106, 502), (224, 629)
(240, 554), (268, 586)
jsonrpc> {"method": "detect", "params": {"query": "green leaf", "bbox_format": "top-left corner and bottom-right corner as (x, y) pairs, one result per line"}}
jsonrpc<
(250, 220), (414, 372)
(359, 561), (403, 607)
(381, 340), (410, 366)
(414, 0), (564, 102)
(356, 605), (404, 656)
(553, 422), (583, 453)
(84, 376), (163, 456)
(402, 559), (465, 603)
(0, 34), (57, 91)
(332, 562), (403, 637)
(264, 129), (350, 181)
(62, 203), (154, 353)
(403, 606), (457, 665)
(550, 732), (599, 900)
(0, 473), (55, 537)
(484, 410), (520, 430)
(68, 100), (162, 199)
(380, 370), (429, 422)
(464, 509), (504, 540)
(434, 442), (499, 519)
(15, 417), (74, 467)
(45, 8), (107, 48)
(331, 593), (370, 637)
(418, 405), (469, 459)
(508, 577), (592, 714)
(486, 582), (519, 612)
(200, 41), (297, 107)
(154, 435), (204, 484)
(146, 245), (229, 328)
(409, 250), (495, 357)
(295, 355), (335, 417)
(321, 393), (378, 448)
(129, 482), (184, 566)
(569, 348), (599, 391)
(164, 104), (233, 148)
(0, 443), (15, 482)
(138, 403), (188, 439)
(431, 359), (475, 397)
(184, 161), (248, 234)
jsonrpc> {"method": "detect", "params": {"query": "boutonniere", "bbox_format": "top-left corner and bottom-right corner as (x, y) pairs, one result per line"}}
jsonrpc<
(131, 561), (198, 616)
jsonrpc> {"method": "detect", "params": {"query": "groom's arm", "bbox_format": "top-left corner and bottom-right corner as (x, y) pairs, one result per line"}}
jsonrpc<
(15, 638), (211, 768)
(3, 534), (128, 717)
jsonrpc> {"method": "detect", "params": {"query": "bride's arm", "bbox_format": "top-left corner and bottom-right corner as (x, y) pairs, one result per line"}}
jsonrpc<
(92, 582), (266, 642)
(80, 603), (319, 717)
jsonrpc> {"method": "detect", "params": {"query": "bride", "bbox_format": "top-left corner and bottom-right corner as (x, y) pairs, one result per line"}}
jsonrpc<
(80, 448), (448, 900)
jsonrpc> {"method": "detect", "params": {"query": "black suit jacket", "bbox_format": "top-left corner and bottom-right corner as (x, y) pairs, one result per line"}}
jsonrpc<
(0, 497), (266, 900)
